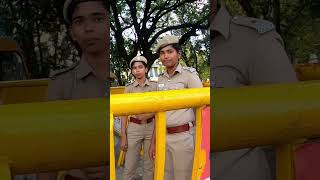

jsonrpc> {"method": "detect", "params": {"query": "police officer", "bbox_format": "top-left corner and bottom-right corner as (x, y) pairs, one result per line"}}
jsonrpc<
(47, 0), (109, 100)
(38, 0), (109, 180)
(211, 1), (298, 180)
(121, 55), (157, 180)
(149, 35), (203, 180)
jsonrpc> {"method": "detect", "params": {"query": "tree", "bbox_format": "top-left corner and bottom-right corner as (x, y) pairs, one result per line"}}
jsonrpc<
(0, 0), (78, 79)
(110, 0), (209, 85)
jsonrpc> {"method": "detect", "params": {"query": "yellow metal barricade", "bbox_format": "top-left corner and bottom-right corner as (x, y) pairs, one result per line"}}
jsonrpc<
(110, 88), (210, 180)
(212, 81), (320, 180)
(110, 86), (125, 94)
(295, 63), (320, 81)
(3, 80), (320, 180)
(0, 79), (48, 104)
(0, 98), (108, 179)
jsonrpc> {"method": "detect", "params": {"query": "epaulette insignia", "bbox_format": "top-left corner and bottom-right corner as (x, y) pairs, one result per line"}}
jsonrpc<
(232, 16), (275, 34)
(183, 66), (197, 73)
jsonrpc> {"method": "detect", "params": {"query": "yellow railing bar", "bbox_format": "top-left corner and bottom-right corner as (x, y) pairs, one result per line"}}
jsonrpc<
(295, 63), (320, 81)
(110, 83), (209, 95)
(212, 81), (320, 151)
(117, 151), (124, 167)
(110, 112), (116, 180)
(191, 106), (204, 180)
(0, 79), (48, 87)
(0, 99), (107, 174)
(276, 144), (295, 180)
(111, 88), (210, 116)
(0, 79), (48, 104)
(110, 86), (125, 94)
(212, 81), (320, 180)
(110, 88), (210, 179)
(154, 112), (166, 180)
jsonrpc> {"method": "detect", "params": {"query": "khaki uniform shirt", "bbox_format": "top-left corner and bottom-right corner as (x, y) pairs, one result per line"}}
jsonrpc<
(158, 64), (203, 127)
(47, 57), (107, 100)
(211, 7), (297, 87)
(47, 56), (107, 180)
(210, 7), (298, 180)
(124, 79), (158, 93)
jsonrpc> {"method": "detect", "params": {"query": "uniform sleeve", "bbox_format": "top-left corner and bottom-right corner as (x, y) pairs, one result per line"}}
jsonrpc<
(250, 31), (298, 84)
(212, 66), (248, 88)
(187, 72), (203, 88)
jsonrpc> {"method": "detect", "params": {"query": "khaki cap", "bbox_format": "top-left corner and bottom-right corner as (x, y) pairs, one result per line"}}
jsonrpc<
(154, 35), (179, 52)
(129, 55), (148, 67)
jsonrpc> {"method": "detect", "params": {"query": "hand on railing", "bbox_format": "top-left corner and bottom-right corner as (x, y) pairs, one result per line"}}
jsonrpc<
(133, 113), (155, 121)
(121, 134), (128, 152)
(149, 133), (156, 161)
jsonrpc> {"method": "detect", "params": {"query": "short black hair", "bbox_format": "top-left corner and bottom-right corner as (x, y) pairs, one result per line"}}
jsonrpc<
(67, 0), (109, 24)
(130, 61), (147, 69)
(157, 43), (182, 54)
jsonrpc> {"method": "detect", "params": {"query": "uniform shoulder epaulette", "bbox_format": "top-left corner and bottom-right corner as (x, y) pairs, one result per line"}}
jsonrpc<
(232, 16), (275, 34)
(183, 66), (197, 73)
(49, 62), (79, 79)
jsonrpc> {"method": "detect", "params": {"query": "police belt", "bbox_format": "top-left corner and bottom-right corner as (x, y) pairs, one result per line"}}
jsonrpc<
(130, 117), (153, 124)
(167, 121), (194, 134)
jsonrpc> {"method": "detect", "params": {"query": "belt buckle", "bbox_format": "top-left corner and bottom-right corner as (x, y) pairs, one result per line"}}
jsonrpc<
(140, 120), (147, 124)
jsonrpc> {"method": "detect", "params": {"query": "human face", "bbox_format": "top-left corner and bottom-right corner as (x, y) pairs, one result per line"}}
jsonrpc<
(131, 61), (148, 79)
(69, 1), (109, 54)
(159, 45), (181, 69)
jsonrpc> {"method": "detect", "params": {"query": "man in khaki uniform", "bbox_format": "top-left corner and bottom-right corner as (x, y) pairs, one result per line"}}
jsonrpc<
(47, 57), (106, 100)
(149, 35), (203, 180)
(38, 0), (109, 179)
(211, 1), (298, 180)
(48, 0), (109, 100)
(121, 56), (157, 180)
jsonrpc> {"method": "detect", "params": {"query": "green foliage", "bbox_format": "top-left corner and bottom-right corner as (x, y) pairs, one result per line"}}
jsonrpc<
(0, 0), (78, 79)
(110, 0), (210, 85)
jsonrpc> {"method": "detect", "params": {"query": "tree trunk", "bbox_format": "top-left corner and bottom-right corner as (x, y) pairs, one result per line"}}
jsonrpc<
(273, 0), (281, 34)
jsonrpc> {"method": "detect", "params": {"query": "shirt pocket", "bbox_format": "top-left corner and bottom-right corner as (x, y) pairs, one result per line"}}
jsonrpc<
(167, 81), (186, 90)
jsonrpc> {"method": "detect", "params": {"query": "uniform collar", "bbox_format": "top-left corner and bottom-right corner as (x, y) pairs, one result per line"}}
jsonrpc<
(164, 63), (182, 78)
(76, 56), (95, 80)
(133, 78), (150, 87)
(211, 6), (231, 39)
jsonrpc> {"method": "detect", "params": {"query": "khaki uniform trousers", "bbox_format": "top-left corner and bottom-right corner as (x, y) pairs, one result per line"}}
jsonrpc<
(164, 127), (195, 180)
(122, 121), (154, 180)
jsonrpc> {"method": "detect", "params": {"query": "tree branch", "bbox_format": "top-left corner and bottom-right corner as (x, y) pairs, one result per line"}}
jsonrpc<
(149, 16), (208, 46)
(141, 0), (152, 34)
(110, 0), (129, 60)
(145, 0), (196, 40)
